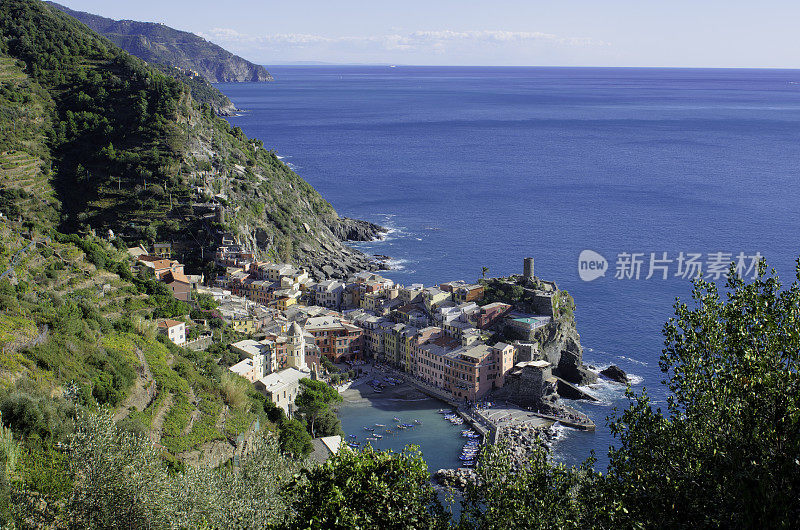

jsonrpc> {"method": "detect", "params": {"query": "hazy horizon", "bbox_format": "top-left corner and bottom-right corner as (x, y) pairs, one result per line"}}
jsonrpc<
(55, 0), (800, 69)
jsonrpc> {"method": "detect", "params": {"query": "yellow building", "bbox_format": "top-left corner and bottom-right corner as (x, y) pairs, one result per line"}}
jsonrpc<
(231, 317), (256, 334)
(153, 242), (172, 258)
(276, 296), (298, 311)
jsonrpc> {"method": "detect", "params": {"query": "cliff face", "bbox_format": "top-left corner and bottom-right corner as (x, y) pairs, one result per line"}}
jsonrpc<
(46, 2), (273, 82)
(533, 317), (597, 386)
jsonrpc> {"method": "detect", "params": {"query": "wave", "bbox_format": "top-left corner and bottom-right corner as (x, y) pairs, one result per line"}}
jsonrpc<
(386, 258), (411, 271)
(548, 423), (576, 444)
(616, 355), (648, 366)
(627, 373), (644, 385)
(578, 379), (627, 406)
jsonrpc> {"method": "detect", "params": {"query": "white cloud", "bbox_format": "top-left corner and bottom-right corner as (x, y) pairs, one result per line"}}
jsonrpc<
(198, 28), (611, 64)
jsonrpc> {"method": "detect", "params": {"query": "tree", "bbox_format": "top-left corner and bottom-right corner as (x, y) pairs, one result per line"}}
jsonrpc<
(294, 379), (342, 438)
(481, 266), (489, 279)
(602, 260), (800, 527)
(458, 442), (592, 529)
(284, 445), (449, 529)
(278, 418), (313, 458)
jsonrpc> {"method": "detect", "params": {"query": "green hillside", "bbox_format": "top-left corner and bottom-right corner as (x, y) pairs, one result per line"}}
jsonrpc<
(0, 218), (269, 458)
(0, 0), (381, 279)
(46, 2), (273, 83)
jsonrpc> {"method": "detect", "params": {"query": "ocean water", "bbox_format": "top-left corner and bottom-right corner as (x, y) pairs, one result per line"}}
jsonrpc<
(336, 393), (468, 472)
(219, 66), (800, 469)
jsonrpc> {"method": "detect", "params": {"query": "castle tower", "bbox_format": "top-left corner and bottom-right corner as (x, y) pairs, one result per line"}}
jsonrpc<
(287, 322), (308, 371)
(524, 257), (535, 281)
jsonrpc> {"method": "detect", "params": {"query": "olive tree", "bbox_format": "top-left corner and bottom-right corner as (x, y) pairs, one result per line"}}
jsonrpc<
(604, 260), (800, 527)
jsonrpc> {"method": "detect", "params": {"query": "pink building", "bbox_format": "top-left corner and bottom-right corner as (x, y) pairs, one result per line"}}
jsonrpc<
(476, 302), (512, 329)
(414, 331), (517, 402)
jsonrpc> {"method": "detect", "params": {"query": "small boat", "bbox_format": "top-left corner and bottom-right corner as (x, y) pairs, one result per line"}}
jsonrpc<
(397, 425), (407, 430)
(364, 427), (374, 431)
(438, 409), (448, 414)
(414, 419), (422, 424)
(393, 417), (401, 422)
(374, 434), (383, 439)
(366, 436), (378, 441)
(375, 424), (386, 427)
(402, 423), (413, 428)
(348, 434), (357, 438)
(385, 429), (393, 434)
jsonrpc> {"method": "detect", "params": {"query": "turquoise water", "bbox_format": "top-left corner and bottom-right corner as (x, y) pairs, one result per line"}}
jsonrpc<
(220, 66), (800, 469)
(337, 393), (469, 472)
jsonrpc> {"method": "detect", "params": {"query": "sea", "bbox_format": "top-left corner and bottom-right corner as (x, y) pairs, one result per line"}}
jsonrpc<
(218, 66), (800, 470)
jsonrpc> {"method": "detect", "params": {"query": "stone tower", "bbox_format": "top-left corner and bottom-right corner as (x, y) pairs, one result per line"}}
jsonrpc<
(524, 257), (535, 281)
(287, 322), (308, 371)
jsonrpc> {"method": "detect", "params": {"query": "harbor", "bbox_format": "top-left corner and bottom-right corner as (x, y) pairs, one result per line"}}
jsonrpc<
(337, 361), (574, 473)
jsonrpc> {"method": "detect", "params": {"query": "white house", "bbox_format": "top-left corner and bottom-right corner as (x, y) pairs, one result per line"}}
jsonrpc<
(157, 319), (186, 346)
(255, 367), (309, 414)
(313, 279), (345, 309)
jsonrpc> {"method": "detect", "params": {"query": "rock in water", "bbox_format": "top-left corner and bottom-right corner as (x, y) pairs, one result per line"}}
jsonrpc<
(600, 364), (628, 384)
(330, 217), (387, 241)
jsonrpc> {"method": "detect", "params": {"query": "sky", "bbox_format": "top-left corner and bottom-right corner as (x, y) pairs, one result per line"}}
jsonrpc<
(56, 1), (800, 68)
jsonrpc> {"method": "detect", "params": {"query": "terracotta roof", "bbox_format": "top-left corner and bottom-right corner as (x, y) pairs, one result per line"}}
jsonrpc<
(165, 270), (190, 284)
(157, 319), (184, 329)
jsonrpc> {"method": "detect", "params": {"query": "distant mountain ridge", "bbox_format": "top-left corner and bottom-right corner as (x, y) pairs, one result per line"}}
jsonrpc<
(45, 1), (273, 83)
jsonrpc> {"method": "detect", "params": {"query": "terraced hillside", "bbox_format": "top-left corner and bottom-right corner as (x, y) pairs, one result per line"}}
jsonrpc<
(0, 219), (267, 465)
(0, 0), (382, 280)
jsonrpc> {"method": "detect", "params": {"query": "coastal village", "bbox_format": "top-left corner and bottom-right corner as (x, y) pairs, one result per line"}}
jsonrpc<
(131, 237), (601, 467)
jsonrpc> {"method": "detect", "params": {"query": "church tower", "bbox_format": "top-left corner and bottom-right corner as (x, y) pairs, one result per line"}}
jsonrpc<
(287, 322), (308, 371)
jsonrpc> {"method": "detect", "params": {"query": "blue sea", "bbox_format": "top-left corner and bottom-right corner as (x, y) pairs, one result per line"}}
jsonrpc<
(219, 66), (800, 469)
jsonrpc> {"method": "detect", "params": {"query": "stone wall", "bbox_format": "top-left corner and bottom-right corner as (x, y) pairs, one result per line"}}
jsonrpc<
(495, 363), (557, 409)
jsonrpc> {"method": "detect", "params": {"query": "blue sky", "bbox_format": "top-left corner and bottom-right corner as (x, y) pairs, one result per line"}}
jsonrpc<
(56, 0), (800, 68)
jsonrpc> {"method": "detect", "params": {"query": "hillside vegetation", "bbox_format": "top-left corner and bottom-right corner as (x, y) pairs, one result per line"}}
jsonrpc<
(0, 219), (270, 463)
(1, 0), (381, 279)
(46, 2), (273, 83)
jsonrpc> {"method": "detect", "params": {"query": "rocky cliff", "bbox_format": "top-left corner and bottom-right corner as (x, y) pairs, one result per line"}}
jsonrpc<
(532, 316), (597, 386)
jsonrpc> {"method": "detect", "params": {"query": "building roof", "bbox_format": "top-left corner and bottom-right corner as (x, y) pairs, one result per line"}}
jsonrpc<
(127, 245), (149, 258)
(165, 270), (190, 284)
(257, 367), (309, 394)
(157, 319), (183, 329)
(481, 302), (512, 311)
(309, 435), (343, 463)
(305, 316), (346, 331)
(229, 358), (254, 376)
(517, 360), (551, 369)
(231, 339), (265, 358)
